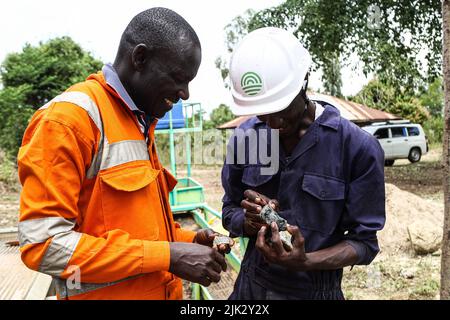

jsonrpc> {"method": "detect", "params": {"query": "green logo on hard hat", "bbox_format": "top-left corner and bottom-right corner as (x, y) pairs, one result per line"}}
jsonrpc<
(241, 72), (263, 96)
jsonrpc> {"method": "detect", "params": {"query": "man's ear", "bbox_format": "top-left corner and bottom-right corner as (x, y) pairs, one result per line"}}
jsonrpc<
(131, 44), (149, 71)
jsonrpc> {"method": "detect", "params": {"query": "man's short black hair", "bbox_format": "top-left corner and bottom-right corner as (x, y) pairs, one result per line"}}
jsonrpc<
(117, 7), (200, 59)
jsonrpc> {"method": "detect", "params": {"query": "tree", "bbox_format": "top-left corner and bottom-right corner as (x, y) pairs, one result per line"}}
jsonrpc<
(205, 104), (235, 130)
(0, 86), (34, 159)
(420, 77), (444, 117)
(322, 52), (343, 97)
(0, 37), (102, 159)
(349, 79), (429, 124)
(441, 0), (450, 301)
(217, 0), (441, 96)
(1, 36), (102, 109)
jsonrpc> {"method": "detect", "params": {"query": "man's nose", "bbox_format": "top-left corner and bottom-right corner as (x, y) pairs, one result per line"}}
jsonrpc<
(177, 84), (190, 100)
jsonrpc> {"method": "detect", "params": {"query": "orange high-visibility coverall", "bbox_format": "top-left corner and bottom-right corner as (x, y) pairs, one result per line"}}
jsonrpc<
(17, 72), (196, 299)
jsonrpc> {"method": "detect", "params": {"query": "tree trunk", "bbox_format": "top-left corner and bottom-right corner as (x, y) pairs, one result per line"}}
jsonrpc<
(441, 0), (450, 300)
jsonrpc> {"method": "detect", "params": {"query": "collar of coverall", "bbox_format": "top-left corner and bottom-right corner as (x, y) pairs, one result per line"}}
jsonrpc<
(102, 63), (145, 116)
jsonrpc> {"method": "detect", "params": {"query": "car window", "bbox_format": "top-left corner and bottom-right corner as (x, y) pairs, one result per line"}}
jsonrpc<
(407, 126), (420, 136)
(391, 127), (406, 138)
(374, 128), (389, 139)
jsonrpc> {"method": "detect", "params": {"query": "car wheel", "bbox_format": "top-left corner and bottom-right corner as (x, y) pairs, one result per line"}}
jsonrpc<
(408, 148), (421, 163)
(385, 160), (395, 166)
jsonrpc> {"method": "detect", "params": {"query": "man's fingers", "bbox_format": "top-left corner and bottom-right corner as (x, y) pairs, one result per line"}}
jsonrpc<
(269, 199), (280, 211)
(270, 222), (284, 254)
(205, 269), (221, 283)
(216, 244), (228, 254)
(214, 250), (227, 272)
(217, 243), (231, 254)
(254, 197), (267, 206)
(241, 199), (262, 213)
(244, 190), (270, 205)
(256, 226), (266, 249)
(287, 225), (304, 248)
(195, 229), (217, 246)
(244, 189), (260, 202)
(209, 231), (219, 240)
(244, 211), (265, 224)
(256, 226), (274, 261)
(198, 276), (212, 287)
(209, 260), (222, 274)
(205, 229), (217, 245)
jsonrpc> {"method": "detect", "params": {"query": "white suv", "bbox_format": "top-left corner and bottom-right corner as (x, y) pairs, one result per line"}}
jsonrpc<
(362, 121), (428, 166)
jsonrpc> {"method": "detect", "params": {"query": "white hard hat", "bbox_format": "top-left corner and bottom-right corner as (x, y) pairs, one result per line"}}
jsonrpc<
(229, 27), (312, 116)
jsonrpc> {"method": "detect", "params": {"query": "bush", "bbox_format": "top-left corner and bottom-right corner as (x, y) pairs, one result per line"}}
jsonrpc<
(0, 86), (35, 160)
(422, 116), (444, 145)
(349, 79), (430, 124)
(0, 150), (19, 191)
(389, 98), (430, 125)
(0, 37), (102, 161)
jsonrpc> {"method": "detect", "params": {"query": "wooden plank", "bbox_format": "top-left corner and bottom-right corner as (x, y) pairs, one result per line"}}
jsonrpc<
(0, 232), (50, 300)
(24, 273), (52, 300)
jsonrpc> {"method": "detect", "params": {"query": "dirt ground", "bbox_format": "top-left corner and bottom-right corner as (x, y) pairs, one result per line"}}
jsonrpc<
(179, 146), (445, 300)
(346, 147), (443, 300)
(0, 145), (444, 299)
(384, 147), (443, 200)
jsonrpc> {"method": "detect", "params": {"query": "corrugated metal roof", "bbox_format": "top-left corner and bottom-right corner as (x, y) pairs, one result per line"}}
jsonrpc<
(218, 92), (401, 129)
(309, 93), (401, 123)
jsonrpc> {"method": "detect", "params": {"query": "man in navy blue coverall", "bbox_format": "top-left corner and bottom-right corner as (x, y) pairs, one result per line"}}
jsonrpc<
(221, 27), (386, 300)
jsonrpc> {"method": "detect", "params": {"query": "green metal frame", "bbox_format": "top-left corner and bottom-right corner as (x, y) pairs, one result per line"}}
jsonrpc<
(155, 102), (247, 300)
(155, 102), (205, 209)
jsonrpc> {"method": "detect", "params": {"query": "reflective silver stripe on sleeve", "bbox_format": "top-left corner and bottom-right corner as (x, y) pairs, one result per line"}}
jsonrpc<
(39, 231), (82, 277)
(86, 133), (104, 179)
(38, 91), (104, 179)
(100, 140), (149, 171)
(54, 275), (141, 299)
(18, 217), (76, 247)
(39, 92), (103, 131)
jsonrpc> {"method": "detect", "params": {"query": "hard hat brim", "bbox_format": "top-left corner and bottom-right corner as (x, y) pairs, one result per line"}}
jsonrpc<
(230, 82), (302, 117)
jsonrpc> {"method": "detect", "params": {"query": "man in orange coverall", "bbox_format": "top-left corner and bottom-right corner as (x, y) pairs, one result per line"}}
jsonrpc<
(17, 7), (229, 300)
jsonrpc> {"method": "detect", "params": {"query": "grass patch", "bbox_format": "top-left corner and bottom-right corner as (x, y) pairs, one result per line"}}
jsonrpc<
(409, 279), (439, 299)
(0, 152), (19, 192)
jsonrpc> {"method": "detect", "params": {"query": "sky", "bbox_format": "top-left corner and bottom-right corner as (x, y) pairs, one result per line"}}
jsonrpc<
(0, 0), (370, 116)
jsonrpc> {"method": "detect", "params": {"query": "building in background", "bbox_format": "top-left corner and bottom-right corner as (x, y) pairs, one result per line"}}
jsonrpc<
(217, 92), (401, 129)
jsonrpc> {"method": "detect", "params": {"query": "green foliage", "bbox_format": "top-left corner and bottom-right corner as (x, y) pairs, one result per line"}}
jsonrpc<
(423, 116), (444, 145)
(0, 150), (19, 191)
(204, 104), (234, 130)
(1, 36), (102, 109)
(321, 52), (343, 97)
(420, 78), (443, 117)
(0, 37), (103, 160)
(218, 0), (441, 96)
(349, 79), (429, 124)
(389, 99), (429, 124)
(350, 79), (397, 108)
(0, 86), (35, 159)
(409, 279), (440, 299)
